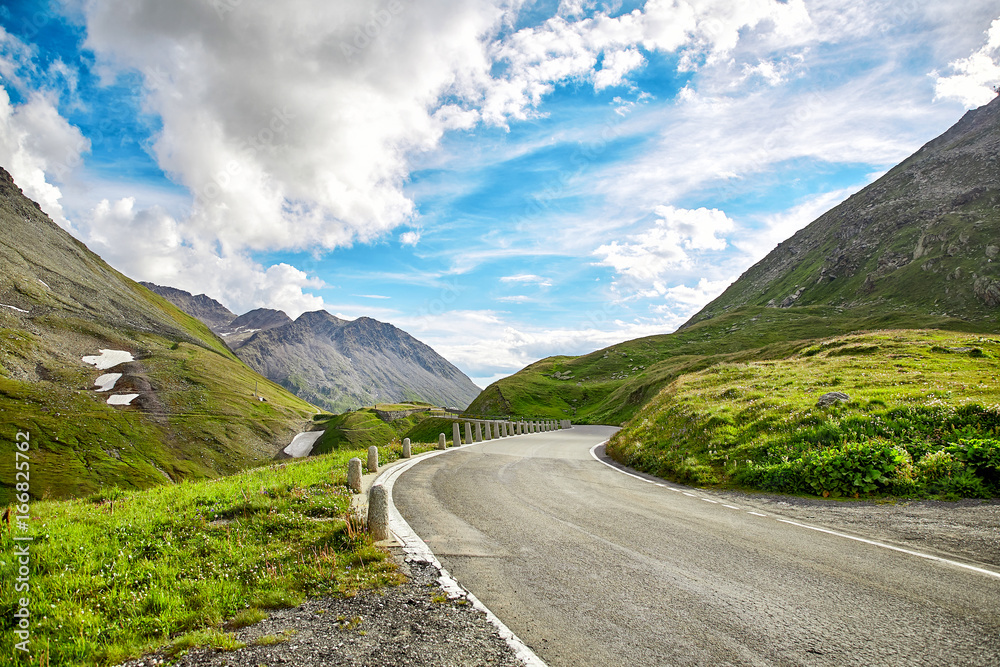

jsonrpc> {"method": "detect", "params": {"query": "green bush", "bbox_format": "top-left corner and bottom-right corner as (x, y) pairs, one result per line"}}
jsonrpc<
(735, 461), (807, 494)
(801, 440), (904, 498)
(947, 438), (1000, 487)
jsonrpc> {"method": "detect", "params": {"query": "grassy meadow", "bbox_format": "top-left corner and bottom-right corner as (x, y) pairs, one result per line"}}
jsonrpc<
(607, 330), (1000, 499)
(0, 446), (411, 666)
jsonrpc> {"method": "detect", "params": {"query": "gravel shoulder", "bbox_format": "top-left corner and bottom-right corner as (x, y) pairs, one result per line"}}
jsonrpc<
(117, 555), (521, 667)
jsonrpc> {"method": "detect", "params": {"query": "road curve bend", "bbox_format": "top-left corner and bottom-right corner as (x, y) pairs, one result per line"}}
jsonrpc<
(393, 425), (1000, 667)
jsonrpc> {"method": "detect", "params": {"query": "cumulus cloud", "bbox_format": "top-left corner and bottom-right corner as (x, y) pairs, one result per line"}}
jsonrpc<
(593, 205), (734, 283)
(933, 17), (1000, 108)
(399, 230), (421, 246)
(85, 196), (325, 318)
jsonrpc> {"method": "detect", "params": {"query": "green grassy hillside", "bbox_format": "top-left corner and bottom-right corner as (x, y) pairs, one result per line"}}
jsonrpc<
(0, 449), (398, 666)
(606, 329), (1000, 499)
(0, 167), (317, 503)
(466, 306), (987, 426)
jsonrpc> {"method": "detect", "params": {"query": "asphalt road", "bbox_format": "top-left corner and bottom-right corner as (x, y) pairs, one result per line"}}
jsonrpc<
(392, 425), (1000, 666)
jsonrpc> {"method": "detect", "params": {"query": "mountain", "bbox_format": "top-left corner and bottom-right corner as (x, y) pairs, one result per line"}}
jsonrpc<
(234, 310), (482, 413)
(685, 94), (1000, 326)
(466, 96), (1000, 425)
(143, 284), (481, 414)
(139, 282), (237, 329)
(0, 167), (317, 503)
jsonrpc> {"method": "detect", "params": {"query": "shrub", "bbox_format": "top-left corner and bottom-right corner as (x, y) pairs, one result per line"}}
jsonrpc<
(947, 438), (1000, 487)
(800, 440), (904, 498)
(735, 461), (807, 494)
(915, 450), (962, 484)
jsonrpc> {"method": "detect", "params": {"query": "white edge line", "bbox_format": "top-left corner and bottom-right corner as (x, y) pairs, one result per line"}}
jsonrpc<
(778, 519), (1000, 580)
(588, 442), (1000, 582)
(377, 444), (549, 667)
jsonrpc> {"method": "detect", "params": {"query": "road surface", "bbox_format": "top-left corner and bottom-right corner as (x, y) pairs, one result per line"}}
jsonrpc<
(392, 425), (1000, 666)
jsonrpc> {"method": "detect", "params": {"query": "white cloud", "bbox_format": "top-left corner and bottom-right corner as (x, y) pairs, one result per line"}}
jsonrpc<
(85, 196), (325, 318)
(399, 230), (421, 246)
(500, 273), (553, 287)
(593, 205), (734, 283)
(933, 17), (1000, 108)
(79, 0), (518, 254)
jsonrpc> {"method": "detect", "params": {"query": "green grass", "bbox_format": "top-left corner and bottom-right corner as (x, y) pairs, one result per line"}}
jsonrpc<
(466, 306), (990, 427)
(0, 319), (317, 504)
(0, 449), (401, 666)
(606, 330), (1000, 499)
(310, 405), (440, 455)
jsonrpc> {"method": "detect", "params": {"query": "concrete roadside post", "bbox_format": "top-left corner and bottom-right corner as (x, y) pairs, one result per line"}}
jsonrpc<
(367, 445), (379, 473)
(348, 457), (362, 493)
(465, 421), (473, 444)
(484, 421), (492, 440)
(368, 485), (389, 541)
(402, 437), (411, 458)
(453, 422), (462, 446)
(475, 421), (483, 442)
(438, 433), (447, 450)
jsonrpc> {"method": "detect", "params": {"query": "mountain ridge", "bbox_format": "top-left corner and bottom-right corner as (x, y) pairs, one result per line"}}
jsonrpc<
(142, 283), (482, 413)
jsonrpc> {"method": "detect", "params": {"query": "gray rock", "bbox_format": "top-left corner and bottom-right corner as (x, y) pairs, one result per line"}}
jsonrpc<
(347, 457), (363, 493)
(816, 391), (850, 407)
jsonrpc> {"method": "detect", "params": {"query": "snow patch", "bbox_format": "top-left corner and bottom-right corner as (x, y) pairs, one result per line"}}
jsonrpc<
(94, 373), (122, 392)
(107, 394), (140, 406)
(283, 431), (324, 458)
(37, 279), (49, 289)
(83, 349), (134, 370)
(1, 304), (29, 313)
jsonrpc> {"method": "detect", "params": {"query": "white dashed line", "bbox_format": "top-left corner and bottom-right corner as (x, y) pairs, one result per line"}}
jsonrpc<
(593, 443), (1000, 583)
(702, 499), (719, 504)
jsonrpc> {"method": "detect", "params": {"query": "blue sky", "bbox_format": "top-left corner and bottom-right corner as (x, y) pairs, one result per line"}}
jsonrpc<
(1, 0), (999, 387)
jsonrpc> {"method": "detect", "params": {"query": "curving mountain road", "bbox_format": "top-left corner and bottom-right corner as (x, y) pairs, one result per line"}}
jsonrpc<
(392, 425), (1000, 666)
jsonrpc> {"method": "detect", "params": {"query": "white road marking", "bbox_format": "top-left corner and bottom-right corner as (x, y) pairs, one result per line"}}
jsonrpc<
(377, 444), (549, 667)
(702, 499), (719, 504)
(590, 442), (1000, 581)
(778, 519), (1000, 581)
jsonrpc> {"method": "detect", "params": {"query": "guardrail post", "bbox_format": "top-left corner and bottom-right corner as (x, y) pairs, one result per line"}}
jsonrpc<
(438, 433), (447, 450)
(348, 457), (362, 493)
(453, 422), (462, 446)
(465, 421), (472, 444)
(367, 445), (379, 473)
(475, 421), (483, 442)
(402, 437), (411, 458)
(368, 485), (389, 541)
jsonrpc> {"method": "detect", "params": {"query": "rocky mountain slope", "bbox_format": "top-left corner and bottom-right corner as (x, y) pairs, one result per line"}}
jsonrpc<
(0, 167), (316, 502)
(466, 96), (1000, 425)
(144, 284), (481, 413)
(234, 310), (481, 413)
(685, 94), (1000, 326)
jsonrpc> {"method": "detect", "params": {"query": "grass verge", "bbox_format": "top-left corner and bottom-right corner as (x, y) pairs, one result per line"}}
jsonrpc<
(0, 449), (402, 666)
(606, 330), (1000, 500)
